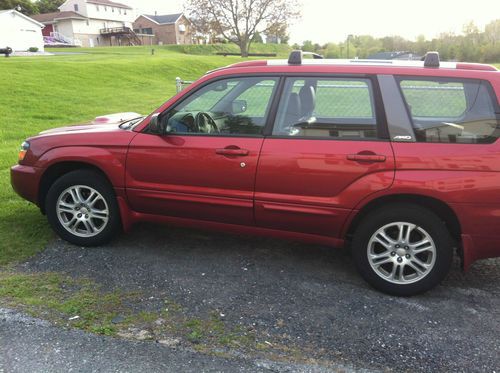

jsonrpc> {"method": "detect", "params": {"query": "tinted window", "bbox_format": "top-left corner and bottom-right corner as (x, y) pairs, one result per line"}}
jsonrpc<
(273, 77), (377, 139)
(399, 78), (500, 144)
(161, 77), (278, 136)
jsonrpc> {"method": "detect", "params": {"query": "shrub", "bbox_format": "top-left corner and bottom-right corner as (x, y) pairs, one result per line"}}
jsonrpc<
(28, 47), (39, 52)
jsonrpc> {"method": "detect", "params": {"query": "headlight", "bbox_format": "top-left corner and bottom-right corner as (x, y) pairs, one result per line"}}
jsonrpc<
(18, 141), (30, 162)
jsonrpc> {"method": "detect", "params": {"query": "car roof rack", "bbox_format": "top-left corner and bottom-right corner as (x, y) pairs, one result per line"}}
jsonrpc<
(423, 51), (440, 68)
(288, 50), (324, 65)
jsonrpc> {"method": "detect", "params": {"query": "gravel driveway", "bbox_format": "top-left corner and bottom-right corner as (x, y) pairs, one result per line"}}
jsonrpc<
(18, 224), (500, 372)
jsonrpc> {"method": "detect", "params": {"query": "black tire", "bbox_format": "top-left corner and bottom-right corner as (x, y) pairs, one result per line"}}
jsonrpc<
(351, 204), (454, 296)
(45, 169), (121, 246)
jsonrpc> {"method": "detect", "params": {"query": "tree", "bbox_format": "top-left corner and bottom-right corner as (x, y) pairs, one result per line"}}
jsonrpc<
(266, 21), (290, 44)
(485, 19), (500, 45)
(301, 40), (314, 52)
(0, 0), (39, 15)
(36, 0), (65, 13)
(185, 0), (300, 57)
(252, 31), (263, 43)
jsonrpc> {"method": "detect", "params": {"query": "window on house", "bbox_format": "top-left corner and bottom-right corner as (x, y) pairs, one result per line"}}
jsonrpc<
(96, 5), (99, 11)
(74, 4), (78, 11)
(112, 7), (114, 12)
(104, 6), (107, 11)
(399, 77), (500, 144)
(86, 19), (89, 26)
(124, 9), (127, 14)
(141, 28), (153, 35)
(119, 8), (121, 14)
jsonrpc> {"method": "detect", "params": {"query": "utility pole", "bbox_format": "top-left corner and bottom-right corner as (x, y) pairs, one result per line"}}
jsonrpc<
(346, 34), (353, 59)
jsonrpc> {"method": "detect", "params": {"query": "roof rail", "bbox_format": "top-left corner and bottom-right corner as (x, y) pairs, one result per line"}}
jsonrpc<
(423, 51), (440, 68)
(288, 50), (324, 65)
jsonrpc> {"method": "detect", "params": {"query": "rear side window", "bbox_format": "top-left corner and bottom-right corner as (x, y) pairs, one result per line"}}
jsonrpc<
(398, 77), (500, 144)
(272, 77), (378, 139)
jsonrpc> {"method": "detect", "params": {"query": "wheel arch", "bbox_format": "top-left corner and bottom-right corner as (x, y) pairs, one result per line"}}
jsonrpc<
(345, 194), (462, 245)
(38, 161), (113, 214)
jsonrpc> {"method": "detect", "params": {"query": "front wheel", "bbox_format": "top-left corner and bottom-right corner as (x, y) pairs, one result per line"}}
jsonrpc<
(45, 170), (121, 246)
(351, 204), (454, 296)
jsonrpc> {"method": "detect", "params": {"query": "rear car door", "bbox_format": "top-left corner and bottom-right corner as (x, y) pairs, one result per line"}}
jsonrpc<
(254, 76), (395, 237)
(126, 76), (279, 225)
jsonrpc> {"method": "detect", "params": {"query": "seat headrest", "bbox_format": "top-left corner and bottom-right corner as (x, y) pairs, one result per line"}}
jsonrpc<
(285, 92), (301, 118)
(299, 85), (316, 117)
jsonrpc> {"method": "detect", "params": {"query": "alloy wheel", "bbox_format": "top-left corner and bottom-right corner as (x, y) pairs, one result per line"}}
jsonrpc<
(56, 185), (109, 238)
(367, 222), (437, 284)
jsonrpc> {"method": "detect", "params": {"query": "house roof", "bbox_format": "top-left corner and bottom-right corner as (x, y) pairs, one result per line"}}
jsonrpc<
(87, 0), (132, 10)
(32, 11), (85, 23)
(141, 13), (183, 25)
(0, 9), (45, 27)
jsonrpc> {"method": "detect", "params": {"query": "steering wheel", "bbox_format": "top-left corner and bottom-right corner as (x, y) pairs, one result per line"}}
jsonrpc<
(195, 112), (219, 134)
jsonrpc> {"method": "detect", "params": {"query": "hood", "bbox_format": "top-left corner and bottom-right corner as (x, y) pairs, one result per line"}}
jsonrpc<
(39, 112), (143, 135)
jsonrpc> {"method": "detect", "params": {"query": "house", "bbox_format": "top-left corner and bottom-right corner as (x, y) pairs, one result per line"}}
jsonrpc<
(133, 13), (194, 45)
(32, 0), (138, 47)
(0, 9), (45, 52)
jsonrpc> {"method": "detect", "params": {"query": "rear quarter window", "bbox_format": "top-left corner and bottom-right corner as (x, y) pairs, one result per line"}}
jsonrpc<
(398, 77), (500, 144)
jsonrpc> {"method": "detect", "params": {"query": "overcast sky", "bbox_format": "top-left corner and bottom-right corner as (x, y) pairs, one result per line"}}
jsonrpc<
(126, 0), (500, 44)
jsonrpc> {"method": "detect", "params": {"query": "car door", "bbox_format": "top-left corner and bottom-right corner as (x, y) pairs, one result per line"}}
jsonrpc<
(254, 76), (395, 237)
(126, 76), (279, 225)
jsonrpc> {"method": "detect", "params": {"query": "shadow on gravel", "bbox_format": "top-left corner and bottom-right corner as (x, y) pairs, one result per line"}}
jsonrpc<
(20, 224), (500, 373)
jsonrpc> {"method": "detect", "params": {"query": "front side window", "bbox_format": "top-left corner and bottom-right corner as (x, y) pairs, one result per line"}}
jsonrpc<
(399, 77), (500, 144)
(272, 77), (378, 139)
(158, 77), (278, 136)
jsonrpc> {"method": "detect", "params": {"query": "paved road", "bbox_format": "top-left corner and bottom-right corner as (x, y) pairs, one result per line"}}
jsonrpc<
(17, 224), (500, 372)
(0, 308), (343, 373)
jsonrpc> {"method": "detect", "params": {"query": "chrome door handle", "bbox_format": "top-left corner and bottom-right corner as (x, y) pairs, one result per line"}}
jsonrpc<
(346, 154), (386, 162)
(215, 148), (249, 156)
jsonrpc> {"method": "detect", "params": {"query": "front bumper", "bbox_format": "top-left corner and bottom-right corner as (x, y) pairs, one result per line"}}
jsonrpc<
(10, 164), (43, 205)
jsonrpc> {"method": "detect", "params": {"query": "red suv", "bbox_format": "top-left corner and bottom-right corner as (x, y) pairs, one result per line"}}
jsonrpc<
(11, 51), (500, 295)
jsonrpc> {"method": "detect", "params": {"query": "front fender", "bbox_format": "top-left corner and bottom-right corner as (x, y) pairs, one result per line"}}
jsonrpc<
(35, 146), (128, 188)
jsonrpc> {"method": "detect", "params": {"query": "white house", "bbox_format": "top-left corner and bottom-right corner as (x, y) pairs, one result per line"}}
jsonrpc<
(32, 0), (136, 47)
(0, 10), (45, 52)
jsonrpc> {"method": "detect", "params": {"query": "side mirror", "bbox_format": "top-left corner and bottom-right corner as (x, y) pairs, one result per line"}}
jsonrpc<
(148, 113), (161, 134)
(213, 81), (228, 92)
(232, 100), (247, 114)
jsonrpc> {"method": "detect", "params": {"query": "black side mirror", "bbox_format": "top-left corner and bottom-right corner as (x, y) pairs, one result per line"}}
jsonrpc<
(232, 100), (247, 114)
(148, 113), (161, 134)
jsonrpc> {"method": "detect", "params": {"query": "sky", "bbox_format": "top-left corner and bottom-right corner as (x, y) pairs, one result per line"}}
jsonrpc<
(125, 0), (500, 44)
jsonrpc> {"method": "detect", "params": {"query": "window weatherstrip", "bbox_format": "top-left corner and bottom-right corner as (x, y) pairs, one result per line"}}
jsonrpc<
(377, 74), (416, 142)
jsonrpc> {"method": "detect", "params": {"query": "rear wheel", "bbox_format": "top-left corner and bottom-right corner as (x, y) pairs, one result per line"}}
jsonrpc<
(351, 204), (454, 296)
(46, 170), (121, 246)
